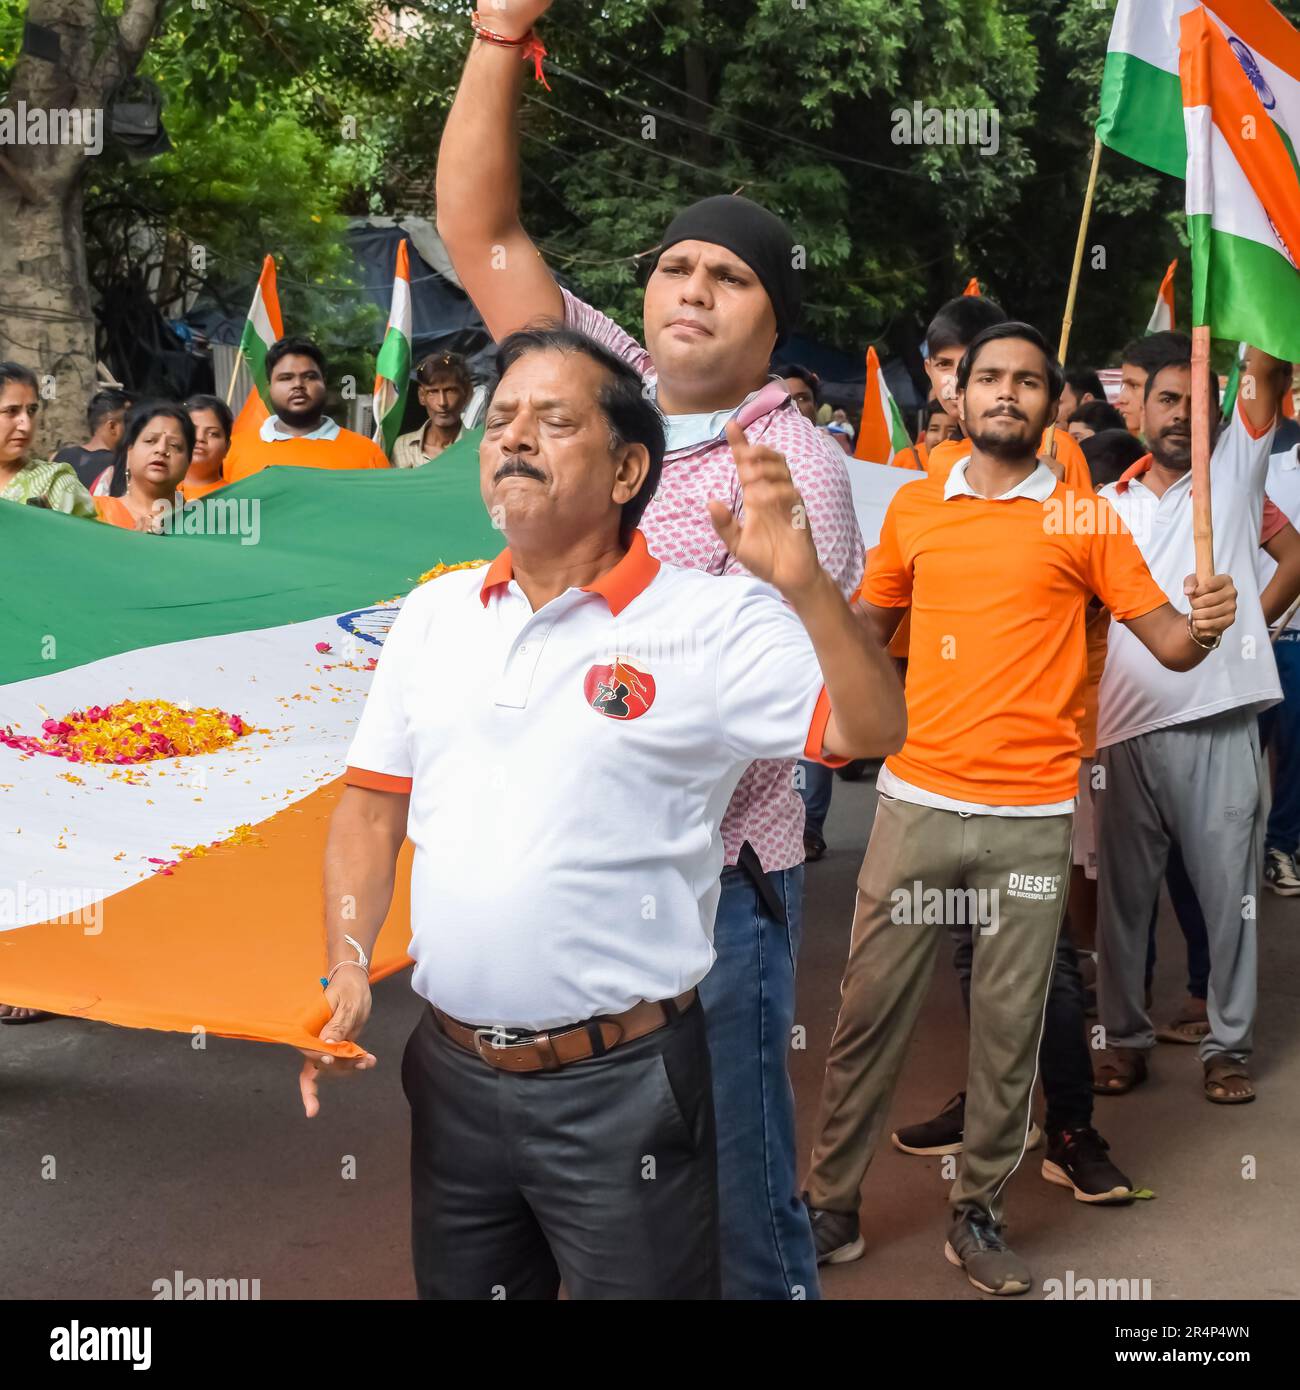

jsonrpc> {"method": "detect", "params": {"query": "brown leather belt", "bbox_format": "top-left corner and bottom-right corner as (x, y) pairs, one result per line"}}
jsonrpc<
(434, 988), (697, 1074)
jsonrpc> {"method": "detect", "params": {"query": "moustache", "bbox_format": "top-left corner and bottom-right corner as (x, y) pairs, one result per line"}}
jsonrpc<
(494, 456), (547, 484)
(985, 407), (1027, 421)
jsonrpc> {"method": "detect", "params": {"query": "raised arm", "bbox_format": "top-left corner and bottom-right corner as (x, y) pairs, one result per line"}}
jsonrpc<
(1239, 346), (1291, 436)
(435, 1), (565, 341)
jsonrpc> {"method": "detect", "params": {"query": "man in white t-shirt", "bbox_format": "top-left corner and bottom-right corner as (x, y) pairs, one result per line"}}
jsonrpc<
(296, 327), (905, 1299)
(1093, 345), (1290, 1106)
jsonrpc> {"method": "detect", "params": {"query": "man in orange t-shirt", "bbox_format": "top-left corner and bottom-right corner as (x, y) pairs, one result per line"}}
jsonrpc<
(802, 322), (1239, 1296)
(224, 337), (390, 483)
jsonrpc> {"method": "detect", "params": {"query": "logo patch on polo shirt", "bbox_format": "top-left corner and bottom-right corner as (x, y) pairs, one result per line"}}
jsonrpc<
(584, 659), (655, 720)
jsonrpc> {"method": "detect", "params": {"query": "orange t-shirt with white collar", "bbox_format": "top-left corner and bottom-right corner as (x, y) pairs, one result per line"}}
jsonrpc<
(864, 459), (1166, 806)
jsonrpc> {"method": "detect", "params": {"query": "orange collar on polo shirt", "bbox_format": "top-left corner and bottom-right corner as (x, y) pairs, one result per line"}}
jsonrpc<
(1114, 453), (1153, 494)
(479, 528), (662, 617)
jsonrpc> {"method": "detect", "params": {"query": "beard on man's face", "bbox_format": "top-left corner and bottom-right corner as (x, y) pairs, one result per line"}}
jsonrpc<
(276, 398), (323, 428)
(1148, 422), (1193, 471)
(965, 404), (1038, 461)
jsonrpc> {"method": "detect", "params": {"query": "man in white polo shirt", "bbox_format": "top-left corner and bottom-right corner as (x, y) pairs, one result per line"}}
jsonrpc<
(297, 326), (906, 1299)
(1093, 345), (1290, 1106)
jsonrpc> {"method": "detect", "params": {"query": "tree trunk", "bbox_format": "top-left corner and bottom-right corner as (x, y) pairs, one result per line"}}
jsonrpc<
(0, 0), (163, 453)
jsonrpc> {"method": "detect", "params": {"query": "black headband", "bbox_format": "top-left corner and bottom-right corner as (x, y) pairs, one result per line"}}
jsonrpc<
(656, 195), (801, 343)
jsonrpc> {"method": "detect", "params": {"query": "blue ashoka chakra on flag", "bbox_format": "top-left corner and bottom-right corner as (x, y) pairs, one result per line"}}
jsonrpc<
(1228, 38), (1277, 111)
(336, 605), (400, 647)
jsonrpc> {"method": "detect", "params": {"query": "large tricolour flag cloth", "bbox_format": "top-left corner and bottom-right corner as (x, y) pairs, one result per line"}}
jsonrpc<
(372, 239), (413, 457)
(1099, 0), (1300, 179)
(1180, 6), (1300, 364)
(1147, 259), (1177, 333)
(855, 346), (915, 466)
(0, 436), (495, 1055)
(231, 255), (285, 438)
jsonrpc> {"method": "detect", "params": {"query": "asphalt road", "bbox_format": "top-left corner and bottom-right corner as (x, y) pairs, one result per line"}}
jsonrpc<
(2, 773), (1297, 1301)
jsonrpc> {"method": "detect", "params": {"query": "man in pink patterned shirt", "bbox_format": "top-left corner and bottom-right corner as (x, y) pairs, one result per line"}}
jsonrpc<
(436, 0), (870, 1300)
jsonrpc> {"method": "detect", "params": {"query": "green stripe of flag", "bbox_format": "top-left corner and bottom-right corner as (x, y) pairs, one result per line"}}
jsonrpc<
(374, 324), (413, 454)
(1188, 215), (1300, 365)
(0, 429), (493, 685)
(1098, 52), (1186, 177)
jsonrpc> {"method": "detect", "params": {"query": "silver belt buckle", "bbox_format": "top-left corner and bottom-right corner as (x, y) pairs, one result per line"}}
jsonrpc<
(472, 1024), (533, 1057)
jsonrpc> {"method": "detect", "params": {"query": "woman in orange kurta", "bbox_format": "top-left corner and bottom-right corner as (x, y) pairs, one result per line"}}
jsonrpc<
(94, 404), (193, 531)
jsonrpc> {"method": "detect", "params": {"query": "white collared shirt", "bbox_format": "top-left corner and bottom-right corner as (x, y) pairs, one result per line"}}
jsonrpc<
(1097, 410), (1280, 748)
(259, 415), (341, 443)
(882, 453), (1075, 818)
(344, 533), (838, 1030)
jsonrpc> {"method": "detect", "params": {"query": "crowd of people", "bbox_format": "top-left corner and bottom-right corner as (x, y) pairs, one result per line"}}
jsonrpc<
(6, 0), (1300, 1305)
(0, 337), (479, 539)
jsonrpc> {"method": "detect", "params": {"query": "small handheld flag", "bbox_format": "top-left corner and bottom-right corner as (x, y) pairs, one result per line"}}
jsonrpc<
(230, 256), (284, 438)
(372, 240), (414, 457)
(855, 346), (916, 467)
(1146, 260), (1177, 334)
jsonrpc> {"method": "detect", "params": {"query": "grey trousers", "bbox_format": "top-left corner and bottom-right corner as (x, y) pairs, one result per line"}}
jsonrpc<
(1095, 709), (1266, 1062)
(402, 997), (721, 1299)
(806, 795), (1072, 1226)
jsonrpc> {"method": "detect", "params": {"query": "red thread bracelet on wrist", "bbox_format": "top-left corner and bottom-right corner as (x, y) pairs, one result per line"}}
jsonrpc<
(471, 11), (551, 90)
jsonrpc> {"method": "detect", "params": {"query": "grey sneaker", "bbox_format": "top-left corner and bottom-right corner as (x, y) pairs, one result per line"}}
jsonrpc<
(943, 1211), (1032, 1295)
(802, 1193), (865, 1265)
(1264, 847), (1300, 896)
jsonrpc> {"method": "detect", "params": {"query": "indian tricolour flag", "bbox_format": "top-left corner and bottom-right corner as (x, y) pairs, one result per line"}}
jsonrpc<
(1146, 259), (1177, 333)
(0, 436), (493, 1055)
(855, 346), (916, 467)
(231, 255), (285, 438)
(1180, 5), (1300, 364)
(372, 240), (413, 457)
(1099, 0), (1300, 179)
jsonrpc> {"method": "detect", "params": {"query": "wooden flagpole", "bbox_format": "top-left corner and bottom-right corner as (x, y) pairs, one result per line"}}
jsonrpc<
(224, 346), (245, 407)
(1045, 136), (1104, 460)
(1190, 323), (1215, 582)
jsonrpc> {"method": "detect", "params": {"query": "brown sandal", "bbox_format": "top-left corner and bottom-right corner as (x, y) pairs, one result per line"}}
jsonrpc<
(1092, 1046), (1149, 1095)
(1155, 997), (1210, 1045)
(1204, 1058), (1255, 1104)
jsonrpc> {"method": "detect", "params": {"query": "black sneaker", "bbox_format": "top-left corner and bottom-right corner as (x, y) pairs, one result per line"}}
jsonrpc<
(944, 1210), (1031, 1295)
(1042, 1127), (1135, 1204)
(891, 1092), (1042, 1156)
(802, 1194), (865, 1265)
(803, 829), (827, 863)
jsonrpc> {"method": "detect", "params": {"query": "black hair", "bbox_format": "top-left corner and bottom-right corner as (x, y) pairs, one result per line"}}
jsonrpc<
(925, 295), (1008, 356)
(1063, 367), (1105, 402)
(1071, 399), (1127, 434)
(265, 336), (326, 380)
(1121, 330), (1191, 375)
(493, 325), (666, 545)
(0, 361), (39, 395)
(956, 321), (1065, 402)
(87, 388), (131, 433)
(1143, 352), (1220, 415)
(415, 350), (473, 395)
(924, 397), (957, 425)
(184, 394), (234, 442)
(1081, 429), (1149, 489)
(779, 364), (820, 406)
(107, 401), (196, 496)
